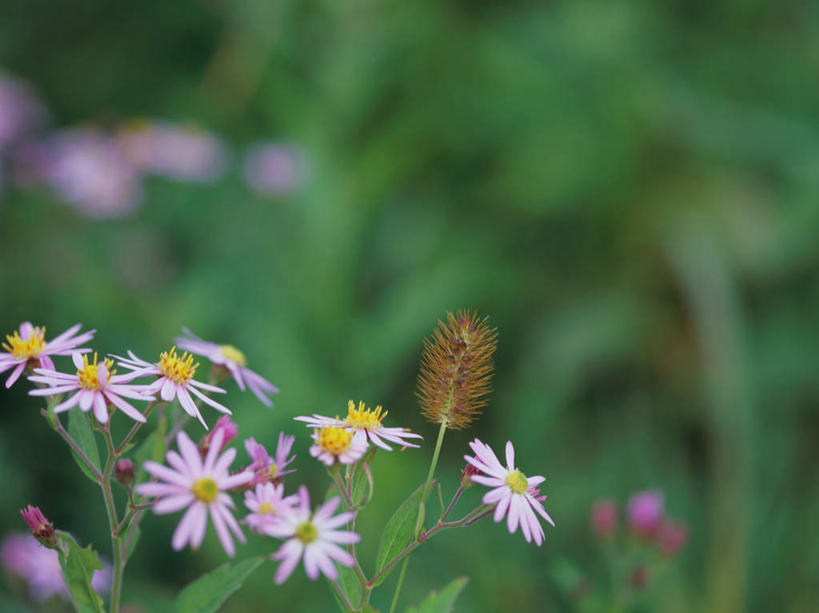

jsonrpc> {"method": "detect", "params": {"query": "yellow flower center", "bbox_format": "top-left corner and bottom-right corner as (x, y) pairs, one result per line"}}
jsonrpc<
(219, 344), (246, 367)
(295, 521), (318, 544)
(344, 400), (386, 431)
(258, 502), (275, 515)
(268, 464), (278, 479)
(316, 426), (353, 456)
(3, 326), (46, 360)
(505, 470), (529, 495)
(77, 353), (115, 391)
(192, 477), (218, 503)
(157, 346), (198, 384)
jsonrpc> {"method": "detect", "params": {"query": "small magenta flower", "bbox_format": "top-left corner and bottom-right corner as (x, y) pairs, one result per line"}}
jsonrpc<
(627, 490), (664, 536)
(243, 482), (298, 533)
(591, 499), (618, 538)
(135, 429), (253, 556)
(0, 322), (94, 388)
(28, 352), (153, 424)
(115, 459), (136, 485)
(245, 433), (296, 485)
(655, 519), (688, 556)
(265, 486), (359, 584)
(175, 328), (279, 407)
(113, 348), (230, 429)
(295, 400), (422, 451)
(464, 439), (554, 546)
(19, 506), (57, 549)
(308, 425), (368, 466)
(202, 416), (239, 454)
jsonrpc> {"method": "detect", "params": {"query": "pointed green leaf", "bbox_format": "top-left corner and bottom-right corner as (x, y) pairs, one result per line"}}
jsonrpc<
(406, 577), (469, 613)
(174, 557), (263, 613)
(67, 411), (101, 483)
(374, 482), (425, 586)
(56, 532), (105, 613)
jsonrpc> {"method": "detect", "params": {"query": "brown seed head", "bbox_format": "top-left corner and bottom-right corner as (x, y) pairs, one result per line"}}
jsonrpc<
(416, 309), (497, 430)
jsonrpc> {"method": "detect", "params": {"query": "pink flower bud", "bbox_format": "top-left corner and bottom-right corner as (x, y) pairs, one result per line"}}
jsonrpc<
(115, 459), (136, 485)
(202, 416), (238, 455)
(627, 490), (664, 536)
(460, 463), (480, 489)
(591, 499), (618, 538)
(19, 506), (57, 549)
(655, 519), (688, 556)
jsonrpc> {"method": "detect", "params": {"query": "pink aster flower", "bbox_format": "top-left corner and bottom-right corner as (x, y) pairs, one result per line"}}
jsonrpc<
(307, 423), (368, 466)
(655, 519), (688, 556)
(591, 499), (618, 538)
(0, 533), (110, 602)
(295, 400), (422, 451)
(245, 433), (296, 485)
(0, 322), (94, 388)
(175, 328), (279, 407)
(243, 482), (298, 533)
(265, 486), (359, 584)
(113, 347), (229, 429)
(28, 352), (153, 424)
(464, 439), (555, 546)
(135, 429), (253, 556)
(627, 490), (664, 537)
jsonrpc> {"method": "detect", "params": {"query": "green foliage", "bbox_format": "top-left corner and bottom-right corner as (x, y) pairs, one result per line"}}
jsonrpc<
(374, 483), (425, 587)
(57, 532), (105, 613)
(406, 577), (468, 613)
(174, 557), (264, 613)
(67, 411), (101, 483)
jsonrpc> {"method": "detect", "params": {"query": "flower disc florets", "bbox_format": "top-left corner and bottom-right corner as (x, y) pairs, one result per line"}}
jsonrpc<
(219, 345), (246, 367)
(157, 346), (198, 384)
(3, 326), (46, 360)
(77, 353), (114, 390)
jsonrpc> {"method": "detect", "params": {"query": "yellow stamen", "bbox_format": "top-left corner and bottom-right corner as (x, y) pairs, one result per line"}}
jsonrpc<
(268, 464), (279, 479)
(505, 470), (529, 495)
(192, 477), (218, 503)
(316, 426), (353, 456)
(258, 502), (275, 515)
(344, 400), (387, 431)
(295, 521), (318, 544)
(157, 346), (198, 384)
(3, 326), (46, 360)
(219, 345), (246, 367)
(77, 353), (115, 391)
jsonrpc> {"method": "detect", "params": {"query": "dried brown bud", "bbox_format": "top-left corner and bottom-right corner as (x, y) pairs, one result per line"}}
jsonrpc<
(417, 309), (497, 430)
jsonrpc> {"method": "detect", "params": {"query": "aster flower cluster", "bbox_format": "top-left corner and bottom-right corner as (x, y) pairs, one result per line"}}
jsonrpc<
(0, 70), (309, 218)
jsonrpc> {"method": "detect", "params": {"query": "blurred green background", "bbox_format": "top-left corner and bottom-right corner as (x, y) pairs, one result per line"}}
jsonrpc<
(2, 0), (819, 611)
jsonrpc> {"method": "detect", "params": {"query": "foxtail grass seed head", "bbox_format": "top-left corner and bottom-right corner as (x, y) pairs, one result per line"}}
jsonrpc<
(417, 309), (497, 430)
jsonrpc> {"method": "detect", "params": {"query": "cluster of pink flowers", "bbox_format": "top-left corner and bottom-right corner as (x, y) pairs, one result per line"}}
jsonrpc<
(591, 489), (688, 557)
(0, 70), (309, 217)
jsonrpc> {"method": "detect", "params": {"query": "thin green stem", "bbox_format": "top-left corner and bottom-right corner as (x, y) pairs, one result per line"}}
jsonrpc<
(115, 401), (159, 454)
(101, 427), (125, 613)
(47, 412), (103, 481)
(390, 419), (448, 613)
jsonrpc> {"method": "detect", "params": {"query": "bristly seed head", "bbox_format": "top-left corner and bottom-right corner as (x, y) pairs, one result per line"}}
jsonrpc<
(3, 326), (46, 360)
(158, 346), (199, 384)
(416, 309), (497, 430)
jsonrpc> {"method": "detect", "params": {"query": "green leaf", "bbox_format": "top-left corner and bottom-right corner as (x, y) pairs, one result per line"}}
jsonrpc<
(406, 577), (469, 613)
(373, 482), (425, 586)
(67, 411), (101, 482)
(351, 462), (372, 507)
(56, 532), (105, 613)
(336, 563), (361, 611)
(124, 525), (141, 563)
(174, 557), (263, 613)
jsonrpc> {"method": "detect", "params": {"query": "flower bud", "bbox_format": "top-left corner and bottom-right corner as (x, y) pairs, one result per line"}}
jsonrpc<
(460, 463), (480, 489)
(200, 416), (238, 455)
(627, 490), (664, 537)
(590, 499), (618, 538)
(19, 505), (57, 549)
(655, 519), (688, 556)
(629, 565), (649, 589)
(115, 459), (136, 485)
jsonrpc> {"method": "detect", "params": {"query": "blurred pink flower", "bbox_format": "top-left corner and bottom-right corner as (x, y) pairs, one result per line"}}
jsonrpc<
(242, 143), (307, 195)
(243, 481), (298, 533)
(0, 73), (47, 150)
(136, 429), (253, 556)
(464, 439), (554, 546)
(175, 328), (279, 407)
(204, 416), (239, 454)
(1, 533), (110, 601)
(265, 486), (359, 584)
(655, 519), (688, 556)
(245, 433), (296, 485)
(1, 322), (94, 388)
(627, 490), (664, 536)
(118, 121), (225, 181)
(590, 499), (618, 538)
(46, 128), (142, 218)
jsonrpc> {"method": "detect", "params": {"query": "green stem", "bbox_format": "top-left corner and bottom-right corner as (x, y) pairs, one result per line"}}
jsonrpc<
(48, 413), (103, 482)
(101, 427), (125, 613)
(390, 419), (448, 613)
(115, 401), (159, 455)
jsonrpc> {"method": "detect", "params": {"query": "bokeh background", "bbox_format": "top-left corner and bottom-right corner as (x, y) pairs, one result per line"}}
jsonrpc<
(2, 1), (819, 611)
